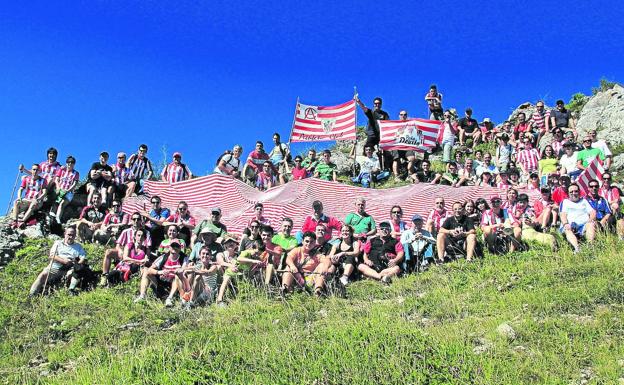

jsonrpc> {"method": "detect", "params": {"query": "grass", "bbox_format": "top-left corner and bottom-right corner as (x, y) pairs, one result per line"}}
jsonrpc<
(1, 234), (624, 384)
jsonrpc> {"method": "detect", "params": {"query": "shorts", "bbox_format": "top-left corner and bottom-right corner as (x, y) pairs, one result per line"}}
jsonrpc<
(88, 180), (111, 190)
(559, 222), (586, 236)
(55, 190), (74, 203)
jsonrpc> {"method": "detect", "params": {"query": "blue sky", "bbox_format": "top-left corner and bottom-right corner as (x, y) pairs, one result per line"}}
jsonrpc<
(1, 1), (623, 208)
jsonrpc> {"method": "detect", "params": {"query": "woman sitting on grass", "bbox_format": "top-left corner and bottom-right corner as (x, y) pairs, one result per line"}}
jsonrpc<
(216, 240), (267, 306)
(107, 228), (149, 284)
(328, 225), (361, 286)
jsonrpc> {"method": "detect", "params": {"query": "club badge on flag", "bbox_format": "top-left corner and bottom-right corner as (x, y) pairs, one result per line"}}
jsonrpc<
(290, 100), (357, 142)
(378, 118), (440, 152)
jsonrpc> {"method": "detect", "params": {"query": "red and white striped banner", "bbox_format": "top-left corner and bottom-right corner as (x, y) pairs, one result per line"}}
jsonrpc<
(577, 157), (604, 195)
(378, 118), (440, 152)
(122, 175), (538, 235)
(290, 100), (356, 142)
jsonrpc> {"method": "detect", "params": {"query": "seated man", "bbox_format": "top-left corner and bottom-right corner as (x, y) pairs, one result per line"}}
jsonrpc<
(272, 218), (299, 267)
(400, 214), (435, 272)
(515, 135), (540, 179)
(255, 161), (277, 191)
(140, 195), (171, 249)
(111, 152), (136, 199)
(86, 151), (113, 206)
(432, 161), (459, 186)
(38, 147), (61, 190)
(436, 202), (477, 262)
(243, 141), (270, 184)
(260, 225), (284, 285)
(344, 197), (377, 240)
(92, 199), (129, 245)
(314, 150), (338, 182)
(281, 231), (331, 296)
(75, 193), (106, 243)
(99, 212), (152, 286)
(455, 158), (477, 187)
(358, 221), (404, 284)
(576, 135), (606, 171)
(29, 226), (89, 295)
(589, 129), (612, 170)
(214, 145), (243, 178)
(475, 152), (500, 179)
(192, 207), (228, 245)
(161, 152), (193, 183)
(458, 108), (482, 149)
(52, 156), (80, 223)
(585, 179), (612, 231)
(351, 145), (390, 188)
(412, 159), (435, 183)
(126, 144), (154, 194)
(11, 163), (48, 228)
(509, 193), (556, 250)
(425, 197), (447, 237)
(134, 240), (184, 305)
(559, 183), (597, 253)
(298, 200), (342, 244)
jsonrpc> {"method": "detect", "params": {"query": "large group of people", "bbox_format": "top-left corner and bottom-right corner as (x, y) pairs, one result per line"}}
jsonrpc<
(13, 85), (624, 307)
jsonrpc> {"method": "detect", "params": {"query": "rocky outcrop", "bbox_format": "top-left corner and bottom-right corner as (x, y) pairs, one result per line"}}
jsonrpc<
(577, 84), (624, 145)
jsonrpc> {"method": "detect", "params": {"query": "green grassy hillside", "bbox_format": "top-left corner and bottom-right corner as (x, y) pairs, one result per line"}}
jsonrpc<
(1, 236), (623, 384)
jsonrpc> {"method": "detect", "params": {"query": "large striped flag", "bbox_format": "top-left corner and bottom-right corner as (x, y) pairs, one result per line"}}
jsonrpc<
(577, 157), (604, 195)
(121, 175), (538, 236)
(378, 118), (440, 152)
(290, 100), (357, 142)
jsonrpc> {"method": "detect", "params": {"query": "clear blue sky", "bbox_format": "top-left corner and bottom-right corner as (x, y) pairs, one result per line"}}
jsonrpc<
(1, 1), (623, 209)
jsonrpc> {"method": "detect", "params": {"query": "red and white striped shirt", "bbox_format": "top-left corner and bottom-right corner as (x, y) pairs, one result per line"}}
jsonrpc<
(103, 211), (129, 225)
(426, 209), (447, 233)
(39, 160), (61, 182)
(113, 163), (132, 185)
(601, 186), (620, 204)
(55, 166), (80, 191)
(20, 175), (47, 200)
(515, 147), (540, 173)
(161, 163), (190, 183)
(480, 208), (508, 226)
(497, 181), (512, 189)
(531, 110), (550, 131)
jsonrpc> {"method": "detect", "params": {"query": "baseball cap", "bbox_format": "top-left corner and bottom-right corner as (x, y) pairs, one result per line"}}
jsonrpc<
(211, 207), (222, 215)
(173, 152), (182, 158)
(411, 214), (423, 222)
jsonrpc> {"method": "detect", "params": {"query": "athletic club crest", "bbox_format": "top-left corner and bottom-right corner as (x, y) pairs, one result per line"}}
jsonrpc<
(321, 119), (335, 133)
(395, 122), (424, 146)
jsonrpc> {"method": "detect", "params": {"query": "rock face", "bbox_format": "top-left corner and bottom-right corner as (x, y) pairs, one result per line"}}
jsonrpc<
(577, 84), (624, 145)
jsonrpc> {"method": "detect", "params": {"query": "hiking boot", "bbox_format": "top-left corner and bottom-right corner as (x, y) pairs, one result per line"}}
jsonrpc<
(98, 275), (108, 288)
(133, 295), (145, 303)
(164, 297), (174, 307)
(381, 275), (392, 285)
(339, 275), (349, 286)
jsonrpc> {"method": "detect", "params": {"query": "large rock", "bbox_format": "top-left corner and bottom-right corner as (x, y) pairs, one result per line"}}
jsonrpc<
(577, 84), (624, 145)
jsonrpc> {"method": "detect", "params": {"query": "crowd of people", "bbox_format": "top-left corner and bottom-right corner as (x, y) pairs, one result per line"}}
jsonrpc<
(13, 85), (624, 307)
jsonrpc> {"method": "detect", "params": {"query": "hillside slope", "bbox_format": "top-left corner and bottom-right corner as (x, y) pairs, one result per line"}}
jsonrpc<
(1, 236), (623, 384)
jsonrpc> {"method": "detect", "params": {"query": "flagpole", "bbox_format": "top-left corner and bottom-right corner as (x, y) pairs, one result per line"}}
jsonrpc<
(287, 97), (299, 145)
(352, 87), (358, 170)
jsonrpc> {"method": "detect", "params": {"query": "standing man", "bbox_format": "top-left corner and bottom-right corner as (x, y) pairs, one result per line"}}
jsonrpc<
(355, 95), (389, 150)
(424, 85), (443, 120)
(126, 144), (154, 194)
(268, 133), (290, 184)
(161, 152), (193, 183)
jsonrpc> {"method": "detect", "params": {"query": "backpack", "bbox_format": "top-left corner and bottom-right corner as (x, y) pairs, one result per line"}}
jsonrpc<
(215, 150), (232, 166)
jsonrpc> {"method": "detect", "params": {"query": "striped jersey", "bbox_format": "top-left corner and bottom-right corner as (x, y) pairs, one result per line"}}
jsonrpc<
(161, 163), (190, 183)
(55, 166), (80, 191)
(127, 153), (153, 180)
(39, 160), (61, 181)
(20, 175), (47, 200)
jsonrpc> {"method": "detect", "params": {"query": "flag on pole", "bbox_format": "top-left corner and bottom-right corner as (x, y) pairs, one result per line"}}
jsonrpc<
(290, 100), (357, 142)
(577, 157), (604, 195)
(378, 118), (440, 152)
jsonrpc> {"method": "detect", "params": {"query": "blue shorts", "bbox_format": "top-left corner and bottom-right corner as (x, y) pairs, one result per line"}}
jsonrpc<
(559, 222), (586, 236)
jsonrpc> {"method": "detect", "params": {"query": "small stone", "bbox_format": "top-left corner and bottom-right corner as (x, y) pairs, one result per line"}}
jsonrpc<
(8, 241), (22, 248)
(496, 322), (516, 340)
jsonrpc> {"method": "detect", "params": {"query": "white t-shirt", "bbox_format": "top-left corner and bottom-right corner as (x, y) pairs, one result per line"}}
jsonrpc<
(441, 122), (455, 144)
(358, 155), (380, 174)
(592, 140), (612, 157)
(560, 198), (593, 225)
(214, 154), (241, 175)
(559, 152), (579, 173)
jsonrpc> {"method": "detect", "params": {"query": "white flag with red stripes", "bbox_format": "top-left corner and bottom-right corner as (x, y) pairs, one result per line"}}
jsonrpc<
(577, 157), (604, 195)
(290, 100), (356, 142)
(378, 118), (440, 152)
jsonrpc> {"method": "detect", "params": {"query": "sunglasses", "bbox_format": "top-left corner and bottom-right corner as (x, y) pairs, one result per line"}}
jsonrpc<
(132, 217), (141, 221)
(589, 185), (599, 188)
(392, 211), (402, 214)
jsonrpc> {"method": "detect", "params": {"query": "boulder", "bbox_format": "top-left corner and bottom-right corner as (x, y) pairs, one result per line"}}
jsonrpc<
(577, 84), (624, 145)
